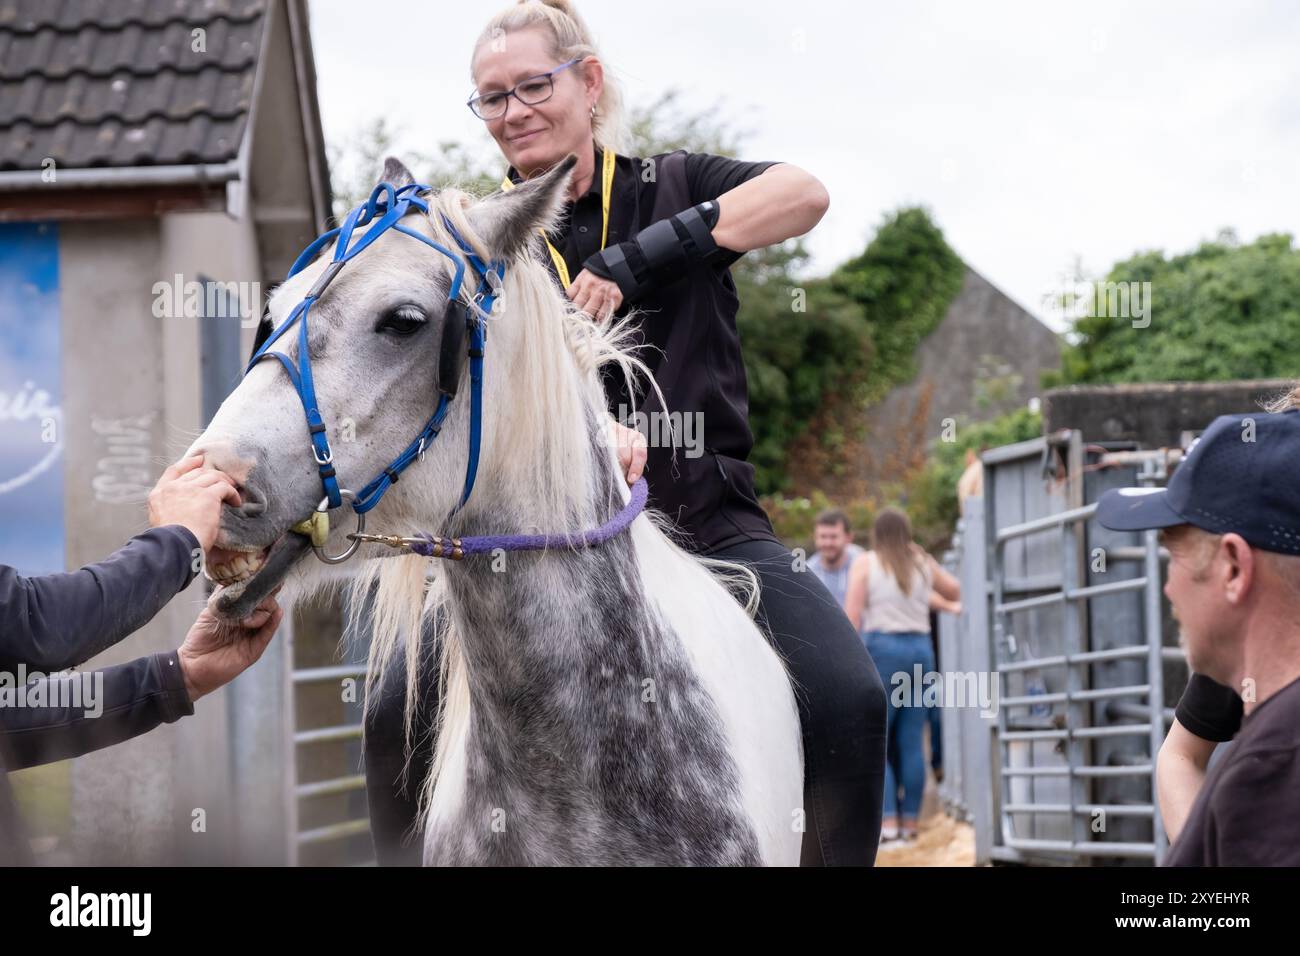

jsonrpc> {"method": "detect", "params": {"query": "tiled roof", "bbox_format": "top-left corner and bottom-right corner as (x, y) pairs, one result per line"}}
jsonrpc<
(0, 0), (266, 171)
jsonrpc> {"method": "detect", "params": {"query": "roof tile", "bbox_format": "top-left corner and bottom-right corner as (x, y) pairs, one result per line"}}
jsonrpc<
(0, 0), (265, 170)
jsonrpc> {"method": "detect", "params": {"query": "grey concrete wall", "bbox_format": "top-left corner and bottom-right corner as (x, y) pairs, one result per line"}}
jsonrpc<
(1043, 379), (1296, 447)
(60, 208), (285, 864)
(61, 218), (186, 864)
(859, 269), (1061, 487)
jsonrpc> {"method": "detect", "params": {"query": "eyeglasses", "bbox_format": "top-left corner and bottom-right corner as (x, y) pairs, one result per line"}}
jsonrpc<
(467, 57), (583, 120)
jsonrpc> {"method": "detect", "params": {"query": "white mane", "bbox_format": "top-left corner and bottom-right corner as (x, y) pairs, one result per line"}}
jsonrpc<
(328, 186), (760, 819)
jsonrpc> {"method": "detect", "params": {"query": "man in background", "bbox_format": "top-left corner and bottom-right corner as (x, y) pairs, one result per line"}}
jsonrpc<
(807, 510), (863, 608)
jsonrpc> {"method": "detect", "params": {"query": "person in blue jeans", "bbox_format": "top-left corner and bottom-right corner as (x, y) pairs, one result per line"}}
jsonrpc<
(846, 508), (961, 842)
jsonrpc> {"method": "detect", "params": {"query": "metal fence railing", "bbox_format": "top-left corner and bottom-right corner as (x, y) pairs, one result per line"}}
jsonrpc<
(937, 431), (1189, 865)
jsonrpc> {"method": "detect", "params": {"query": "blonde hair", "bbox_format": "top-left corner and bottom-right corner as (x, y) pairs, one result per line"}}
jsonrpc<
(470, 0), (628, 156)
(1265, 385), (1300, 413)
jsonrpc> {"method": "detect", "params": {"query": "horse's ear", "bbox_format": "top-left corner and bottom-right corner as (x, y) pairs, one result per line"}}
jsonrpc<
(467, 153), (578, 262)
(380, 156), (416, 188)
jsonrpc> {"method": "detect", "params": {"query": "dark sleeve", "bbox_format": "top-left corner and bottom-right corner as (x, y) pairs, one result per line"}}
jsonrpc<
(0, 526), (201, 673)
(0, 651), (194, 770)
(684, 152), (781, 206)
(1208, 749), (1300, 865)
(1175, 672), (1243, 743)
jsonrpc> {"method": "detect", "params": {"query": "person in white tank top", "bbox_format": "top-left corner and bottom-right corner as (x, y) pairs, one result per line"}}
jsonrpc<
(856, 550), (933, 633)
(844, 508), (961, 843)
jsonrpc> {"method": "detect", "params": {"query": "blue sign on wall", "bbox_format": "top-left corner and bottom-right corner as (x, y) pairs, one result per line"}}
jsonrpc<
(0, 222), (64, 574)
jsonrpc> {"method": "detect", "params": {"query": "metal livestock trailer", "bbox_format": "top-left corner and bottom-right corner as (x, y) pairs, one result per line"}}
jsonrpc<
(937, 429), (1193, 865)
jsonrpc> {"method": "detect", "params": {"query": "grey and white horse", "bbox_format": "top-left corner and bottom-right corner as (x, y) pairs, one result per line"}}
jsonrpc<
(190, 154), (803, 865)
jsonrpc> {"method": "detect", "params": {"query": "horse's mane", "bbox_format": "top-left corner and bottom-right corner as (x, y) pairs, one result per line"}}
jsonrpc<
(339, 184), (760, 839)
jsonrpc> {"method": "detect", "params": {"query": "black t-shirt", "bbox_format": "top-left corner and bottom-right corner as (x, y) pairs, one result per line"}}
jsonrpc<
(505, 146), (782, 554)
(1164, 674), (1300, 866)
(1175, 672), (1244, 742)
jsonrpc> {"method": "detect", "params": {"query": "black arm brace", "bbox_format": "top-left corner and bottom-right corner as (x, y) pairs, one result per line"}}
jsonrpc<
(582, 200), (724, 302)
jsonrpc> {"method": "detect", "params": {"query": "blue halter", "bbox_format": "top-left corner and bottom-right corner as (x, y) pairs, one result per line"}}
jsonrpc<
(246, 181), (504, 560)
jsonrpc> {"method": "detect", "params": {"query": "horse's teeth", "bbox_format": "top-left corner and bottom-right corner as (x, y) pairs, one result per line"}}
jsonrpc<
(204, 549), (267, 588)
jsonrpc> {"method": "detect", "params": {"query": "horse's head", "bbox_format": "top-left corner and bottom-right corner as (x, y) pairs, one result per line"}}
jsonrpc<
(191, 153), (577, 619)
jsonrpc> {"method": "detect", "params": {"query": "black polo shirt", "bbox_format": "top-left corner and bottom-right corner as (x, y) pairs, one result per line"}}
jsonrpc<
(505, 146), (782, 554)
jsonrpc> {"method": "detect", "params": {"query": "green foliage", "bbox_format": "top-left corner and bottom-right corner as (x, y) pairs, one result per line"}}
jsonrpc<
(903, 406), (1043, 549)
(761, 489), (879, 554)
(738, 206), (966, 495)
(1050, 231), (1300, 386)
(828, 207), (968, 408)
(762, 406), (1042, 552)
(733, 245), (872, 491)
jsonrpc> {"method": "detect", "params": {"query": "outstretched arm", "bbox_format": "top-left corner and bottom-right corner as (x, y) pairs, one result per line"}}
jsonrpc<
(0, 596), (281, 770)
(711, 163), (830, 253)
(569, 154), (829, 319)
(0, 454), (239, 672)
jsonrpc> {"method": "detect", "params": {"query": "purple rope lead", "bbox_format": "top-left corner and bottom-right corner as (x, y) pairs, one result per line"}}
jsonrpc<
(410, 477), (649, 559)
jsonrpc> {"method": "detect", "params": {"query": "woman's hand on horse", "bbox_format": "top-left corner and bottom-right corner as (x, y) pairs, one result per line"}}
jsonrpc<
(566, 269), (623, 322)
(148, 452), (242, 551)
(608, 420), (647, 485)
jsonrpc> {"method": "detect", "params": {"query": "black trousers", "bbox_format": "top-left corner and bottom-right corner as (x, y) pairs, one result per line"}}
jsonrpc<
(362, 537), (887, 866)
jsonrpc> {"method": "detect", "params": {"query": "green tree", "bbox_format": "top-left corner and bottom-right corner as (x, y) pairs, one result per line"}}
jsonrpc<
(903, 405), (1042, 549)
(1050, 231), (1300, 386)
(735, 248), (871, 491)
(829, 207), (967, 408)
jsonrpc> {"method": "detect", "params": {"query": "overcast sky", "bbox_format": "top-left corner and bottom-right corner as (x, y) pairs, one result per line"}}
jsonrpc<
(308, 0), (1300, 329)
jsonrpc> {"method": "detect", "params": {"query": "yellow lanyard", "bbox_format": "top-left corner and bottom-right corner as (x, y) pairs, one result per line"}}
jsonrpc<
(501, 148), (615, 289)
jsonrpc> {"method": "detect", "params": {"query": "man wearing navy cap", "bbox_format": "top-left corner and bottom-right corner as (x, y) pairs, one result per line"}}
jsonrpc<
(1096, 410), (1300, 866)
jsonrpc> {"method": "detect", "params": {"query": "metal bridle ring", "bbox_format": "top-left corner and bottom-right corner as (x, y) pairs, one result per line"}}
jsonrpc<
(313, 489), (365, 564)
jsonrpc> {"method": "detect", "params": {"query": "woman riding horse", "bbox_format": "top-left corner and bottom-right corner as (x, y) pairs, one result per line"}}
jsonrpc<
(364, 0), (888, 866)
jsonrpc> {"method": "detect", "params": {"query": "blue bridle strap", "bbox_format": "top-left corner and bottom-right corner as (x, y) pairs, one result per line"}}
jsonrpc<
(245, 181), (503, 519)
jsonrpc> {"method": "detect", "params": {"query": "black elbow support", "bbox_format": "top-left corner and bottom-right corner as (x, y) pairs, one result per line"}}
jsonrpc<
(583, 200), (723, 302)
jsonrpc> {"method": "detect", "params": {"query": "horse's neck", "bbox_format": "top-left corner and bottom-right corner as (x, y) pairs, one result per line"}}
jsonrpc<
(439, 402), (667, 742)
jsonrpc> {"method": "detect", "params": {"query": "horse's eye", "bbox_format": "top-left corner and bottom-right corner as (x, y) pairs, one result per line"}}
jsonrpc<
(376, 306), (427, 336)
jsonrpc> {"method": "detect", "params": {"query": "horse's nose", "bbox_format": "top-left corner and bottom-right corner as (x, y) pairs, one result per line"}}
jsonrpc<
(189, 439), (264, 516)
(234, 478), (268, 518)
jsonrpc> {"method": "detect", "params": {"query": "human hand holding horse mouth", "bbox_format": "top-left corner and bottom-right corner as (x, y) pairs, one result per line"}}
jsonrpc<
(566, 268), (623, 322)
(148, 452), (243, 551)
(177, 590), (284, 702)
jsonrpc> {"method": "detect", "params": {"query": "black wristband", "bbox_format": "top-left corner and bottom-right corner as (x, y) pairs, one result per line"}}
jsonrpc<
(583, 201), (723, 303)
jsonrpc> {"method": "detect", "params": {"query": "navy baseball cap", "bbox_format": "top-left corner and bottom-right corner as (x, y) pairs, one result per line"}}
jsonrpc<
(1095, 410), (1300, 555)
